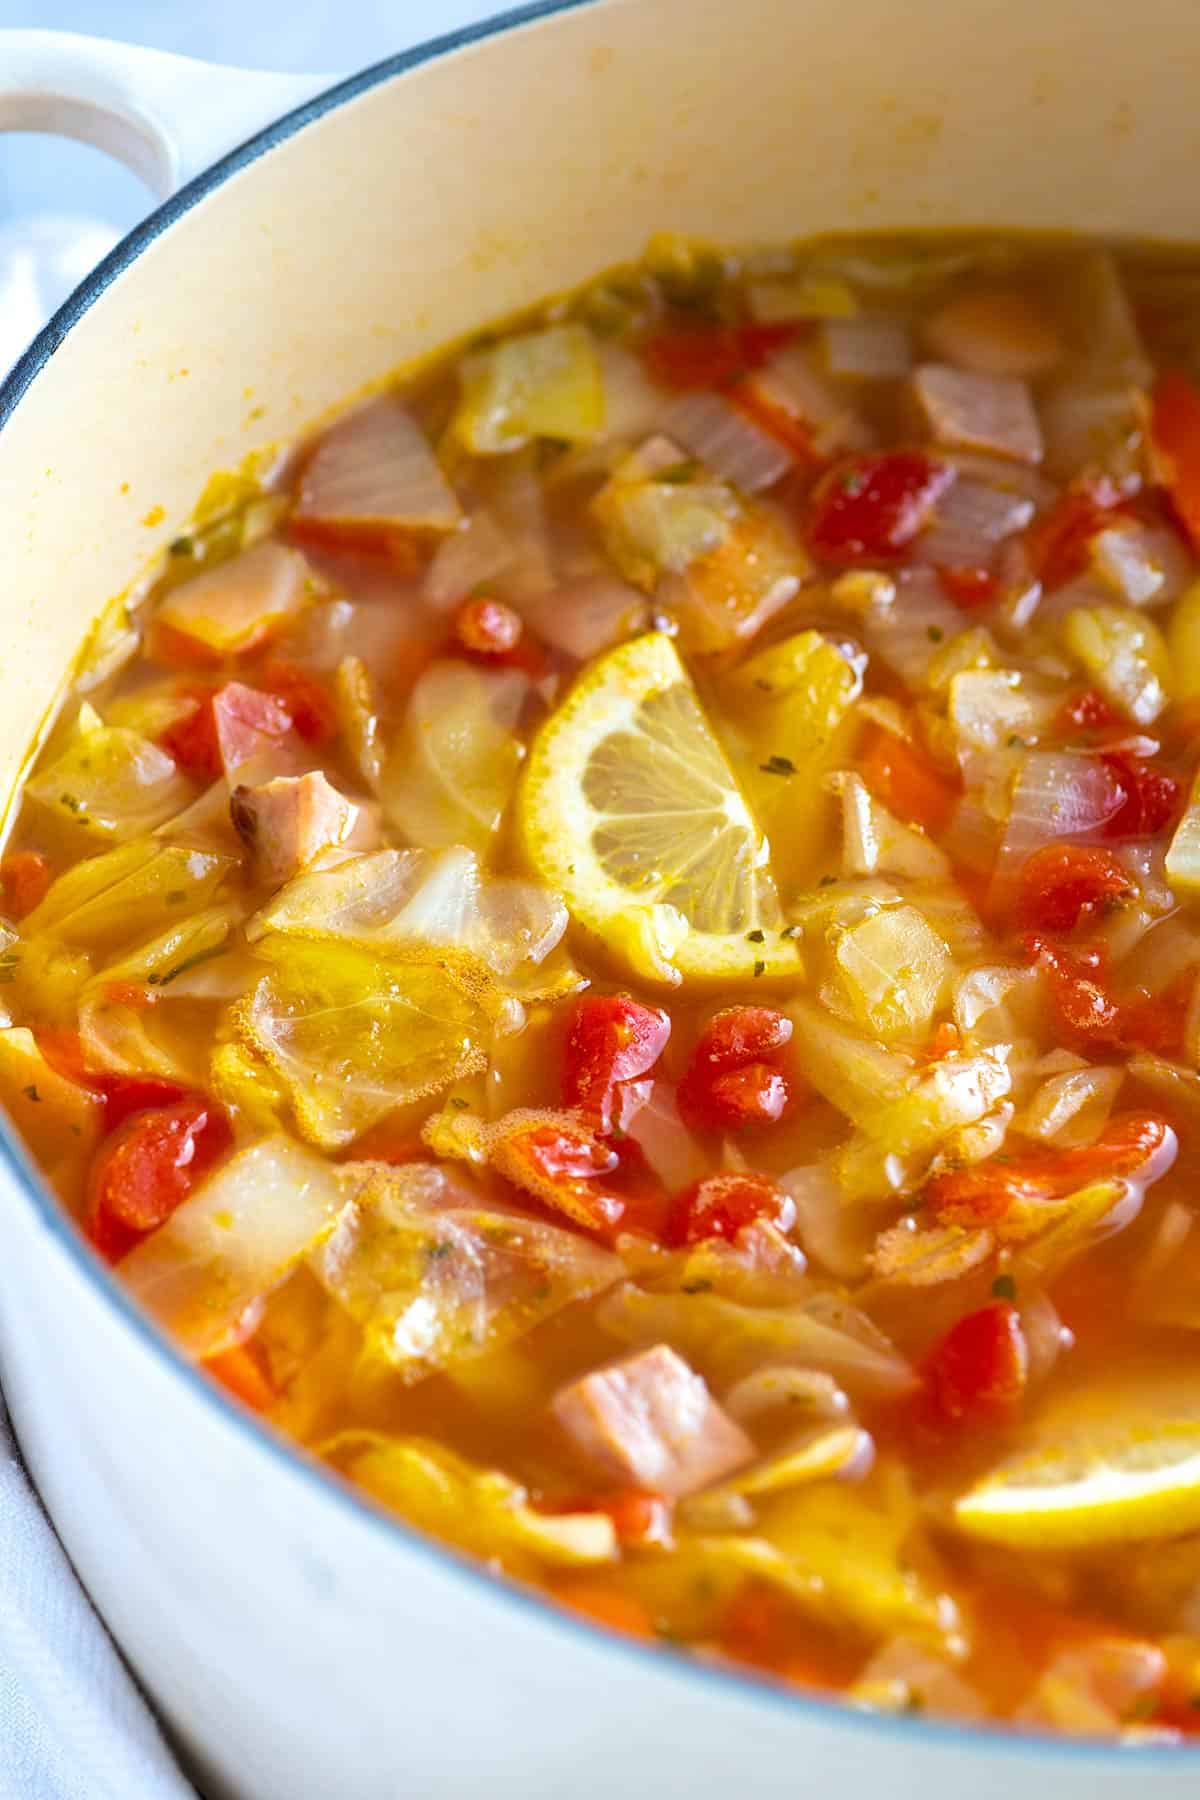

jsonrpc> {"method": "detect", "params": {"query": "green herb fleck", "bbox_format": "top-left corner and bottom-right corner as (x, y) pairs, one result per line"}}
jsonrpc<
(681, 1279), (713, 1295)
(1006, 734), (1025, 749)
(903, 1690), (926, 1715)
(819, 874), (838, 887)
(753, 960), (766, 979)
(746, 929), (765, 944)
(154, 945), (225, 988)
(754, 678), (773, 692)
(759, 754), (796, 777)
(425, 1241), (454, 1263)
(168, 536), (194, 557)
(59, 793), (83, 814)
(991, 1273), (1017, 1301)
(927, 625), (944, 644)
(449, 1096), (470, 1111)
(165, 890), (187, 905)
(22, 1084), (40, 1103)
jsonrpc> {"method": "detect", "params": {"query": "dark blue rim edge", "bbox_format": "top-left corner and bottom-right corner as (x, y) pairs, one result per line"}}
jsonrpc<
(0, 0), (1186, 1765)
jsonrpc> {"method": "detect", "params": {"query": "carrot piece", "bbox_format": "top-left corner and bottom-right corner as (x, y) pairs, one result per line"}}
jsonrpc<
(857, 724), (958, 837)
(1152, 370), (1200, 552)
(0, 850), (52, 920)
(552, 1580), (657, 1640)
(206, 1343), (275, 1413)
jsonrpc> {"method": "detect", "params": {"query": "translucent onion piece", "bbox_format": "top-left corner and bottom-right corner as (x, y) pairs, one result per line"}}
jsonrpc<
(1091, 524), (1192, 610)
(862, 570), (965, 691)
(121, 1136), (347, 1357)
(820, 318), (913, 380)
(749, 345), (874, 454)
(722, 1366), (849, 1424)
(919, 478), (1034, 569)
(624, 1082), (708, 1192)
(381, 661), (528, 853)
(518, 573), (648, 661)
(912, 364), (1043, 464)
(781, 1162), (879, 1282)
(786, 998), (916, 1129)
(324, 1431), (616, 1568)
(996, 750), (1125, 877)
(833, 772), (950, 881)
(822, 903), (952, 1041)
(423, 509), (515, 610)
(156, 541), (309, 655)
(835, 1052), (1013, 1201)
(1016, 1066), (1123, 1147)
(24, 839), (235, 956)
(662, 390), (793, 493)
(313, 1161), (620, 1381)
(1061, 605), (1170, 726)
(596, 341), (664, 444)
(297, 399), (460, 531)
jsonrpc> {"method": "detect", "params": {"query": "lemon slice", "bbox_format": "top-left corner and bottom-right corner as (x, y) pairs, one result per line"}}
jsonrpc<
(518, 633), (800, 985)
(954, 1419), (1200, 1550)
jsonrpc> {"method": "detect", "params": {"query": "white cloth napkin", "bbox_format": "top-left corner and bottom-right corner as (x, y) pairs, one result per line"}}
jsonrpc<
(0, 1402), (195, 1798)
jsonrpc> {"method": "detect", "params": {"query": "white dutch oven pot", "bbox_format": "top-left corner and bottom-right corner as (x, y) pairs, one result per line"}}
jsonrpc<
(1, 4), (1198, 1795)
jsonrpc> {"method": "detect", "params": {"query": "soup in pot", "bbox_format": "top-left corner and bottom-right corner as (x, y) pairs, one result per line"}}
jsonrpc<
(7, 232), (1200, 1736)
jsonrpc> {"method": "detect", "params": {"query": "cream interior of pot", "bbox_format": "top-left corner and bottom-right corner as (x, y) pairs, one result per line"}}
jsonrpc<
(2, 0), (1198, 817)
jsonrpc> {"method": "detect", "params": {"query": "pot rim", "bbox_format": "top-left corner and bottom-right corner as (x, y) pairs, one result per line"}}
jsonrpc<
(0, 0), (1184, 1764)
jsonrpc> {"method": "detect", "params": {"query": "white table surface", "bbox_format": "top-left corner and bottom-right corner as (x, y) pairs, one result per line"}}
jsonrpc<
(0, 0), (506, 369)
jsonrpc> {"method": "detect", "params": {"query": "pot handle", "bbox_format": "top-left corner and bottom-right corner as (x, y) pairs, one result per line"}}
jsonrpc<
(0, 29), (338, 197)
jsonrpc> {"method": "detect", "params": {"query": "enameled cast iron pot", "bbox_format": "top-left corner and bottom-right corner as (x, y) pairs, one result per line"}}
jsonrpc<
(2, 4), (1199, 1794)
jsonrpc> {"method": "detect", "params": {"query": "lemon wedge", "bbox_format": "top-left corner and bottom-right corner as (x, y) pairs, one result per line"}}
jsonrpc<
(518, 633), (800, 986)
(954, 1419), (1200, 1550)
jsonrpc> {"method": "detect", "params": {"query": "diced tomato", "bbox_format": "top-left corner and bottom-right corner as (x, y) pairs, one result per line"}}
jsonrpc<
(544, 1488), (674, 1549)
(97, 1075), (190, 1136)
(676, 1006), (798, 1133)
(454, 596), (524, 659)
(936, 564), (1000, 609)
(1024, 934), (1122, 1048)
(86, 1096), (232, 1261)
(287, 516), (429, 572)
(925, 1302), (1028, 1424)
(927, 1111), (1174, 1228)
(665, 1170), (796, 1248)
(561, 993), (671, 1131)
(1101, 753), (1181, 840)
(206, 1341), (275, 1413)
(1057, 688), (1121, 736)
(857, 724), (959, 837)
(257, 660), (338, 744)
(1027, 483), (1126, 590)
(1121, 970), (1196, 1057)
(492, 1119), (628, 1234)
(807, 451), (953, 565)
(1016, 843), (1135, 934)
(158, 691), (221, 782)
(0, 850), (52, 920)
(210, 682), (294, 776)
(551, 1579), (656, 1640)
(1151, 370), (1200, 552)
(640, 322), (799, 391)
(924, 1020), (962, 1062)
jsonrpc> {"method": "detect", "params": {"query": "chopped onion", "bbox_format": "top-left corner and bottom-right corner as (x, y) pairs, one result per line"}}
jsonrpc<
(995, 750), (1125, 877)
(381, 661), (528, 853)
(782, 1162), (880, 1282)
(597, 341), (665, 444)
(913, 364), (1043, 465)
(1039, 381), (1143, 486)
(121, 1136), (347, 1357)
(749, 345), (874, 454)
(662, 390), (793, 493)
(862, 569), (965, 690)
(624, 1082), (709, 1192)
(820, 318), (913, 380)
(1090, 522), (1193, 609)
(1017, 1288), (1073, 1389)
(918, 479), (1034, 569)
(157, 541), (309, 656)
(1016, 1065), (1123, 1146)
(518, 573), (647, 661)
(423, 509), (515, 610)
(297, 398), (460, 532)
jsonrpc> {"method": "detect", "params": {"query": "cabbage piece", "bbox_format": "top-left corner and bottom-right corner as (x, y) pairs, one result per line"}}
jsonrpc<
(723, 631), (861, 885)
(22, 839), (236, 955)
(250, 846), (567, 990)
(209, 1041), (287, 1135)
(237, 935), (489, 1150)
(120, 1136), (346, 1356)
(24, 713), (192, 841)
(325, 1432), (616, 1570)
(1016, 1066), (1123, 1147)
(591, 436), (739, 590)
(947, 670), (1058, 761)
(1166, 774), (1200, 896)
(785, 998), (915, 1127)
(832, 772), (950, 882)
(455, 324), (604, 453)
(313, 1160), (620, 1381)
(681, 1422), (872, 1530)
(596, 1283), (914, 1401)
(834, 1051), (1012, 1200)
(822, 904), (952, 1041)
(381, 661), (528, 853)
(0, 1025), (101, 1179)
(1060, 605), (1170, 725)
(155, 541), (309, 656)
(333, 656), (384, 793)
(104, 686), (198, 742)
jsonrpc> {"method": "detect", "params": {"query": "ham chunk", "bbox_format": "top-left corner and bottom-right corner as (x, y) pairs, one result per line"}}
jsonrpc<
(551, 1344), (754, 1498)
(912, 364), (1043, 465)
(230, 771), (359, 885)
